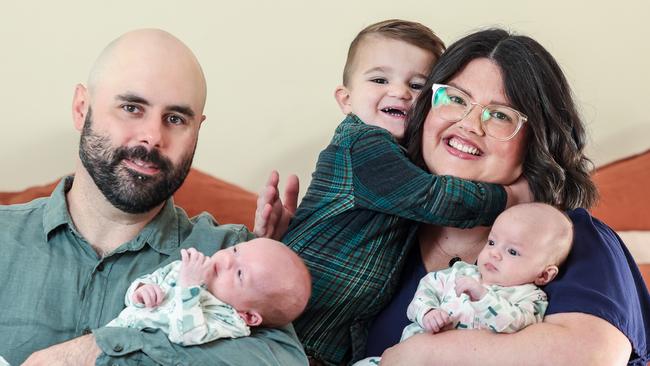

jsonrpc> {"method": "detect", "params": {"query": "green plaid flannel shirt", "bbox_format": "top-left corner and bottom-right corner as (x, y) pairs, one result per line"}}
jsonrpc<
(283, 115), (507, 365)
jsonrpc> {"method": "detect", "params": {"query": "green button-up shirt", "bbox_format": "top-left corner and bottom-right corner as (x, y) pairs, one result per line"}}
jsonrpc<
(0, 177), (308, 365)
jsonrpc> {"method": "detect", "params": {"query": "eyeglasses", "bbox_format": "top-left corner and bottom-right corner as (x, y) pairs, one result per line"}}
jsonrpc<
(431, 84), (528, 141)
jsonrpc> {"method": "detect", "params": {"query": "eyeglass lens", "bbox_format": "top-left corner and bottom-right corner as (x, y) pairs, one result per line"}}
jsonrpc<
(433, 86), (520, 140)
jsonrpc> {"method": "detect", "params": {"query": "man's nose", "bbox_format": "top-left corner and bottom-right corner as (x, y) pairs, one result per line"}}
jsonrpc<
(137, 115), (164, 148)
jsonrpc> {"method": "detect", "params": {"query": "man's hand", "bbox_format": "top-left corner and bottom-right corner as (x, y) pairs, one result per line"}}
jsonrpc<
(422, 309), (451, 333)
(21, 334), (101, 366)
(455, 276), (487, 301)
(504, 175), (533, 208)
(253, 170), (299, 240)
(179, 247), (211, 287)
(132, 283), (165, 308)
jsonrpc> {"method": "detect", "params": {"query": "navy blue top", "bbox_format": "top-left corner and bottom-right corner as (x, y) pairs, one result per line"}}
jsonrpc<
(365, 208), (650, 365)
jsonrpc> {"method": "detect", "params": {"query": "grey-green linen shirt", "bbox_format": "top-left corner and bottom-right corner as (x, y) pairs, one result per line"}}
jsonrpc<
(0, 177), (308, 365)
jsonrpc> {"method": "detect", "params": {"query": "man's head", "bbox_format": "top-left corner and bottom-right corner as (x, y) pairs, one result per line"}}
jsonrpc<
(335, 20), (445, 139)
(477, 203), (573, 287)
(205, 238), (312, 328)
(72, 29), (207, 213)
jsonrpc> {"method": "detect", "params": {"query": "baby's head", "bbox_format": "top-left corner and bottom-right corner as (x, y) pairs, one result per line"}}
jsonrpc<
(477, 203), (573, 287)
(335, 19), (445, 139)
(205, 238), (311, 327)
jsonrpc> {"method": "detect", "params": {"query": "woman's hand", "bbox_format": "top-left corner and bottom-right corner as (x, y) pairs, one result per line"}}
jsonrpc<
(253, 170), (299, 240)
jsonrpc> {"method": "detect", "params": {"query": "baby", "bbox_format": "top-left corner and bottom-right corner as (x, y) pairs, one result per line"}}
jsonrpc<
(356, 203), (573, 365)
(106, 238), (311, 346)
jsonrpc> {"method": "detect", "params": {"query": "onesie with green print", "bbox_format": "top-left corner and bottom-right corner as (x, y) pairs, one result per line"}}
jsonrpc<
(106, 260), (249, 345)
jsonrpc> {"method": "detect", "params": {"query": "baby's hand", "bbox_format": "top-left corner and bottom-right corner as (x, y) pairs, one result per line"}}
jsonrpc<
(455, 276), (487, 301)
(179, 247), (210, 287)
(422, 309), (451, 333)
(132, 284), (165, 308)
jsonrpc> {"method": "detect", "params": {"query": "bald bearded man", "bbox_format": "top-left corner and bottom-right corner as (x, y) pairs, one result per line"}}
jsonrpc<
(0, 29), (308, 365)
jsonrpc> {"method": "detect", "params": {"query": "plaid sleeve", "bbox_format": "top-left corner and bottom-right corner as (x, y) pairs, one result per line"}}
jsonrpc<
(349, 128), (507, 228)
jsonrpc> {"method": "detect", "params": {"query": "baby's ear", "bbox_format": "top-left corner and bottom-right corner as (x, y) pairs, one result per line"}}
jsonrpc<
(534, 265), (559, 286)
(334, 85), (352, 115)
(238, 310), (263, 327)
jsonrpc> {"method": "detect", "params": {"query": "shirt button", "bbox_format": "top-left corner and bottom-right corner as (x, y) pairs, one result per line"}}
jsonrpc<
(113, 344), (124, 352)
(82, 328), (91, 335)
(97, 263), (105, 272)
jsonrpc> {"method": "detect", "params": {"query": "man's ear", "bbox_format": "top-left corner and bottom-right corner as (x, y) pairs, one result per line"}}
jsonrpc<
(238, 310), (263, 327)
(534, 265), (559, 286)
(334, 85), (352, 115)
(72, 84), (89, 131)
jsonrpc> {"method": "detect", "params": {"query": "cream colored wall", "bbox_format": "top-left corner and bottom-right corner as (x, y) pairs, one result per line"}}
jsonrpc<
(2, 0), (648, 194)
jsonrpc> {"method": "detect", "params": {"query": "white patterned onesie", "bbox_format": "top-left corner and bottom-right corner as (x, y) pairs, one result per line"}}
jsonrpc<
(354, 261), (547, 366)
(106, 260), (250, 346)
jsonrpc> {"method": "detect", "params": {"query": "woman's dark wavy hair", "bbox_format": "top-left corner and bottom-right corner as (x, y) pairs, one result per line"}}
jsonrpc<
(404, 28), (598, 210)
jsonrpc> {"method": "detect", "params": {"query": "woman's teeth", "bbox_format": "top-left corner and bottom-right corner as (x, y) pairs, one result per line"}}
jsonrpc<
(449, 138), (480, 155)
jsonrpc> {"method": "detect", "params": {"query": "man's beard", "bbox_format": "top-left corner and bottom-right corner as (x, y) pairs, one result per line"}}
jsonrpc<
(78, 108), (195, 214)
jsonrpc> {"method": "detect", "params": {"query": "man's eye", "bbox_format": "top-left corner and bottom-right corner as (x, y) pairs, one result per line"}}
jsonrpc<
(122, 104), (141, 113)
(167, 114), (185, 125)
(508, 248), (519, 256)
(370, 78), (388, 84)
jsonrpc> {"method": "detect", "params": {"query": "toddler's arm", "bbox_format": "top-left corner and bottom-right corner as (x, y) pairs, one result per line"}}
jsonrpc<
(348, 128), (525, 228)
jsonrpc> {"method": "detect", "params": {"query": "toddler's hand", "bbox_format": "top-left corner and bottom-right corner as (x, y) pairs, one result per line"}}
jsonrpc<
(253, 170), (299, 240)
(504, 175), (533, 208)
(132, 284), (165, 308)
(179, 247), (210, 287)
(455, 276), (487, 301)
(422, 309), (451, 333)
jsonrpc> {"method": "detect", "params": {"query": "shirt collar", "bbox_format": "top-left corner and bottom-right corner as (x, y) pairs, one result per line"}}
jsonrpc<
(43, 176), (182, 255)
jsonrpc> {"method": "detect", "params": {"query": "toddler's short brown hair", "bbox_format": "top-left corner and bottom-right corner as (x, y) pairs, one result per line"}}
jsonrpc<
(342, 19), (445, 86)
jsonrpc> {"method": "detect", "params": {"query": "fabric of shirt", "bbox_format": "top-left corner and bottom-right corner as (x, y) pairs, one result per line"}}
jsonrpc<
(0, 177), (308, 366)
(404, 261), (546, 337)
(284, 114), (507, 365)
(364, 208), (650, 366)
(106, 260), (250, 345)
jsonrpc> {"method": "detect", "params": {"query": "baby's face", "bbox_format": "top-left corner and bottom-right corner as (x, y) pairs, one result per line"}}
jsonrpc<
(203, 239), (279, 312)
(339, 35), (434, 139)
(476, 214), (556, 287)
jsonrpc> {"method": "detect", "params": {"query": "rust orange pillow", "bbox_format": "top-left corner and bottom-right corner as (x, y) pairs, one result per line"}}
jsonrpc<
(591, 149), (650, 231)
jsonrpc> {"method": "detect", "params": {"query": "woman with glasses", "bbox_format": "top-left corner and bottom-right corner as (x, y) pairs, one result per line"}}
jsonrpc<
(365, 29), (649, 365)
